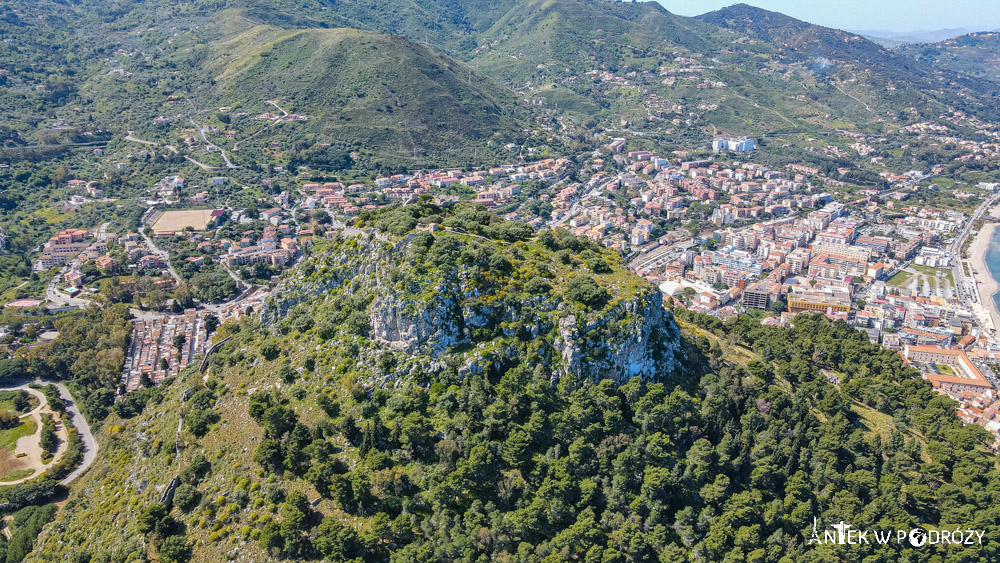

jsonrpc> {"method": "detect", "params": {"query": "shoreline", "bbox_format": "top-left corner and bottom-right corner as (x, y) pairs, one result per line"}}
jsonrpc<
(969, 213), (1000, 334)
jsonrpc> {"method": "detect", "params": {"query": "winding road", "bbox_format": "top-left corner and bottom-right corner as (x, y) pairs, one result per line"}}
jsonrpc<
(53, 382), (99, 485)
(0, 381), (98, 486)
(232, 99), (290, 152)
(124, 131), (157, 147)
(267, 100), (289, 118)
(183, 155), (219, 171)
(127, 128), (217, 170)
(186, 98), (236, 168)
(140, 210), (183, 284)
(124, 131), (178, 154)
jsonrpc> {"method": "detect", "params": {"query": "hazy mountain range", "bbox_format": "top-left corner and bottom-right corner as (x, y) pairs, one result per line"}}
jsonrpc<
(852, 27), (992, 46)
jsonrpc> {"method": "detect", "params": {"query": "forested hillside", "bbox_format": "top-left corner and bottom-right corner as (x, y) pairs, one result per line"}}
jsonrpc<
(204, 25), (522, 166)
(0, 1), (530, 168)
(2, 0), (999, 169)
(3, 1), (1000, 561)
(467, 0), (717, 83)
(26, 204), (1000, 562)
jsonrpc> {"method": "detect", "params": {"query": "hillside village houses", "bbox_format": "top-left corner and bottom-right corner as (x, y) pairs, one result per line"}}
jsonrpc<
(35, 78), (1000, 453)
(300, 158), (571, 219)
(223, 224), (296, 267)
(35, 228), (99, 270)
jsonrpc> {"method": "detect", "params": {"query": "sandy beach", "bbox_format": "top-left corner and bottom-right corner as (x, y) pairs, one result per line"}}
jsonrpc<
(969, 206), (1000, 332)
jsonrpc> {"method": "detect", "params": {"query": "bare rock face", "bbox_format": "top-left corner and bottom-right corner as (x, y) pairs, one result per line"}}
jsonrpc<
(369, 291), (466, 355)
(553, 289), (681, 383)
(265, 231), (685, 384)
(556, 314), (582, 378)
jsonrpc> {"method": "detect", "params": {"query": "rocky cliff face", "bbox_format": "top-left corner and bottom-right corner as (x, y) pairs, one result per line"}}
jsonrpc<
(368, 289), (465, 355)
(365, 280), (681, 383)
(264, 230), (685, 384)
(553, 287), (681, 383)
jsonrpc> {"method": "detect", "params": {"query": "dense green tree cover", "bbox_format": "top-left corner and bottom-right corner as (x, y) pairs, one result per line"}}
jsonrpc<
(23, 305), (132, 421)
(38, 415), (58, 455)
(172, 484), (201, 513)
(365, 198), (535, 243)
(113, 385), (166, 419)
(134, 500), (189, 561)
(36, 386), (63, 414)
(0, 360), (25, 385)
(566, 274), (610, 308)
(0, 412), (18, 430)
(26, 207), (1000, 561)
(235, 304), (1000, 560)
(188, 268), (239, 303)
(5, 504), (56, 562)
(157, 535), (192, 563)
(0, 481), (63, 514)
(183, 388), (220, 437)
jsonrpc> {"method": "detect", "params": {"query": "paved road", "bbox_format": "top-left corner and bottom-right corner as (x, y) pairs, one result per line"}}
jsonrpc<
(220, 262), (244, 286)
(233, 101), (287, 151)
(124, 131), (177, 154)
(186, 98), (236, 168)
(140, 211), (182, 284)
(96, 221), (110, 242)
(267, 100), (289, 118)
(52, 381), (99, 485)
(0, 381), (98, 486)
(183, 154), (219, 171)
(124, 131), (157, 146)
(17, 388), (46, 420)
(188, 117), (235, 169)
(949, 193), (1000, 328)
(46, 268), (90, 308)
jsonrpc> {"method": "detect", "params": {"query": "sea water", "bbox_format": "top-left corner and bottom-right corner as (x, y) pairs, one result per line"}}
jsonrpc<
(987, 227), (1000, 312)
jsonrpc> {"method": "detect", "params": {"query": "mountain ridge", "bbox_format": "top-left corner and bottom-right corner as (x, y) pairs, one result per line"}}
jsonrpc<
(200, 22), (524, 166)
(897, 31), (1000, 82)
(697, 3), (1000, 119)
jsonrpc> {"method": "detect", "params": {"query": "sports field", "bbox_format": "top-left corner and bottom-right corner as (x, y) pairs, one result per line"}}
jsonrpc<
(151, 209), (215, 234)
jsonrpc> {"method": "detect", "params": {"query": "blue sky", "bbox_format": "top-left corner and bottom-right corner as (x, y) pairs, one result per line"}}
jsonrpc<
(656, 0), (1000, 32)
